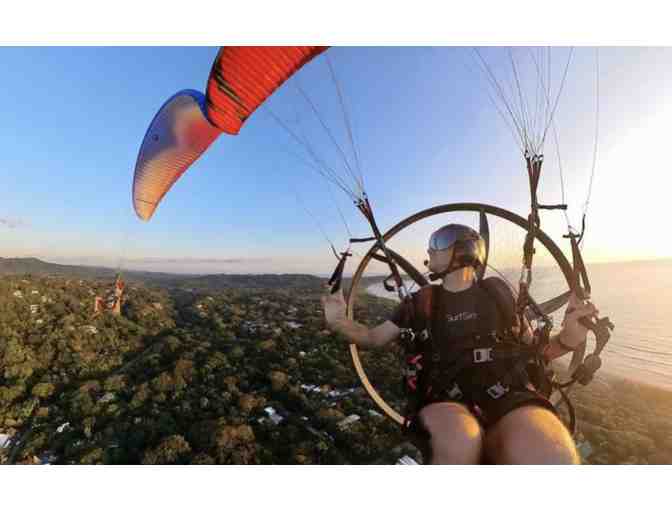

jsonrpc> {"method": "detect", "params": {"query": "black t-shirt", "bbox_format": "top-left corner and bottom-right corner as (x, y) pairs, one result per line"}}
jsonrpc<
(389, 283), (503, 339)
(390, 281), (538, 412)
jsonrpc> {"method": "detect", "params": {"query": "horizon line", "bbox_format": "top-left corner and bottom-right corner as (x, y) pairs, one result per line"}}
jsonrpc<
(1, 255), (671, 279)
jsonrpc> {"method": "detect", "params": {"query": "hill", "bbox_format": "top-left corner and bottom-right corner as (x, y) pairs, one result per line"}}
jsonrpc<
(0, 257), (117, 279)
(0, 257), (384, 293)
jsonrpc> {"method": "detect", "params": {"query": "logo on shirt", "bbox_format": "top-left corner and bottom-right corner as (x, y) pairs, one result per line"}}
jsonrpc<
(445, 311), (478, 322)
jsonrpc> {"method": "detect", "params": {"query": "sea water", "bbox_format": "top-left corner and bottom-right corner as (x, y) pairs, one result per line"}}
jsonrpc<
(366, 259), (672, 391)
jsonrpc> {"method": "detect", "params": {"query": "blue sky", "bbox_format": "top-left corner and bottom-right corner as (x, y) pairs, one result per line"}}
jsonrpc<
(1, 47), (671, 274)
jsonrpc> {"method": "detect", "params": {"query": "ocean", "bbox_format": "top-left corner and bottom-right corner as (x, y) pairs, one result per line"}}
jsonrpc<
(366, 259), (672, 391)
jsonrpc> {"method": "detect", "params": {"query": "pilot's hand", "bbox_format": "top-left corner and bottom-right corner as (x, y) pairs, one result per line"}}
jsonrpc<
(560, 293), (599, 350)
(321, 283), (347, 327)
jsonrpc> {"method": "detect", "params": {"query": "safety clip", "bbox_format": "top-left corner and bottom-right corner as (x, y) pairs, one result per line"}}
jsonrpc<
(448, 383), (463, 400)
(473, 348), (494, 363)
(486, 382), (510, 399)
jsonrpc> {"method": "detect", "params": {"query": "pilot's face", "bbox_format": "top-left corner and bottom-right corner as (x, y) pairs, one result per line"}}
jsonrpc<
(427, 245), (454, 274)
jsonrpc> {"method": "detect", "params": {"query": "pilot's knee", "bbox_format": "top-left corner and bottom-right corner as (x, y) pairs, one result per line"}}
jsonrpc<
(418, 402), (483, 464)
(486, 406), (579, 464)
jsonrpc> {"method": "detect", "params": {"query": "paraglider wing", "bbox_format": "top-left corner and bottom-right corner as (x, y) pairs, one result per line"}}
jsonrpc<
(205, 46), (328, 134)
(133, 90), (222, 221)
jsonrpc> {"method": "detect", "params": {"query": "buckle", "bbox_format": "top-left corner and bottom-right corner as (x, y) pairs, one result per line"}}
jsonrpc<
(473, 348), (493, 363)
(447, 383), (463, 400)
(400, 328), (416, 343)
(404, 367), (417, 377)
(418, 329), (430, 341)
(486, 382), (510, 399)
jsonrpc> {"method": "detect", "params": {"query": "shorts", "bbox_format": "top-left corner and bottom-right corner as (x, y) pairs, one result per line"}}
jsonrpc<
(419, 361), (558, 428)
(467, 387), (558, 427)
(422, 385), (558, 429)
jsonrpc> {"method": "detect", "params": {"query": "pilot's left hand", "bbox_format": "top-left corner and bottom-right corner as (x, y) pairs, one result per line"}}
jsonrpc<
(560, 293), (599, 350)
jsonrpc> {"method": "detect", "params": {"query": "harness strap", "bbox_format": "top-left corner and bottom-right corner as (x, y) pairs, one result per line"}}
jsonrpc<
(423, 343), (538, 399)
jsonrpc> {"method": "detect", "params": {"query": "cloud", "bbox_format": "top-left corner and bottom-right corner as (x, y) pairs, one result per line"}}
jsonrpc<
(0, 217), (27, 229)
(44, 255), (273, 269)
(126, 257), (272, 265)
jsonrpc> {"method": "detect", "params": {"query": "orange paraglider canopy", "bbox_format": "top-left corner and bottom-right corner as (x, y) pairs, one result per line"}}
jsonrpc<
(133, 90), (222, 221)
(205, 46), (328, 134)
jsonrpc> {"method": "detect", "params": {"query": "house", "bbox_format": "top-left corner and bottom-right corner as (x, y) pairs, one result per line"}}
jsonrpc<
(328, 388), (355, 399)
(12, 290), (23, 299)
(99, 393), (115, 404)
(39, 452), (58, 465)
(264, 406), (285, 425)
(0, 433), (11, 448)
(300, 384), (322, 394)
(396, 455), (419, 465)
(29, 305), (39, 314)
(269, 414), (283, 425)
(337, 414), (360, 430)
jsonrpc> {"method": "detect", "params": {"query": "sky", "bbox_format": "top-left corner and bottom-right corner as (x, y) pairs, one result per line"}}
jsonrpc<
(0, 46), (671, 275)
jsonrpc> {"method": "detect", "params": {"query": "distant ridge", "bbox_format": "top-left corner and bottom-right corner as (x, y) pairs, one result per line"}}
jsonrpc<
(0, 257), (329, 291)
(0, 257), (116, 278)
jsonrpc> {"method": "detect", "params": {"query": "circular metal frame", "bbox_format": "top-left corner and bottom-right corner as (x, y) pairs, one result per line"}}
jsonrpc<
(347, 202), (576, 425)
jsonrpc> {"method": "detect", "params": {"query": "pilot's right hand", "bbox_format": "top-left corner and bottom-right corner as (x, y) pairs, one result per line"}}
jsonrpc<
(321, 283), (347, 327)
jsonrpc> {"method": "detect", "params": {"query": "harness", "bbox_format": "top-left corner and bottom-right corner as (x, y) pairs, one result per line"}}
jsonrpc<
(398, 278), (551, 428)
